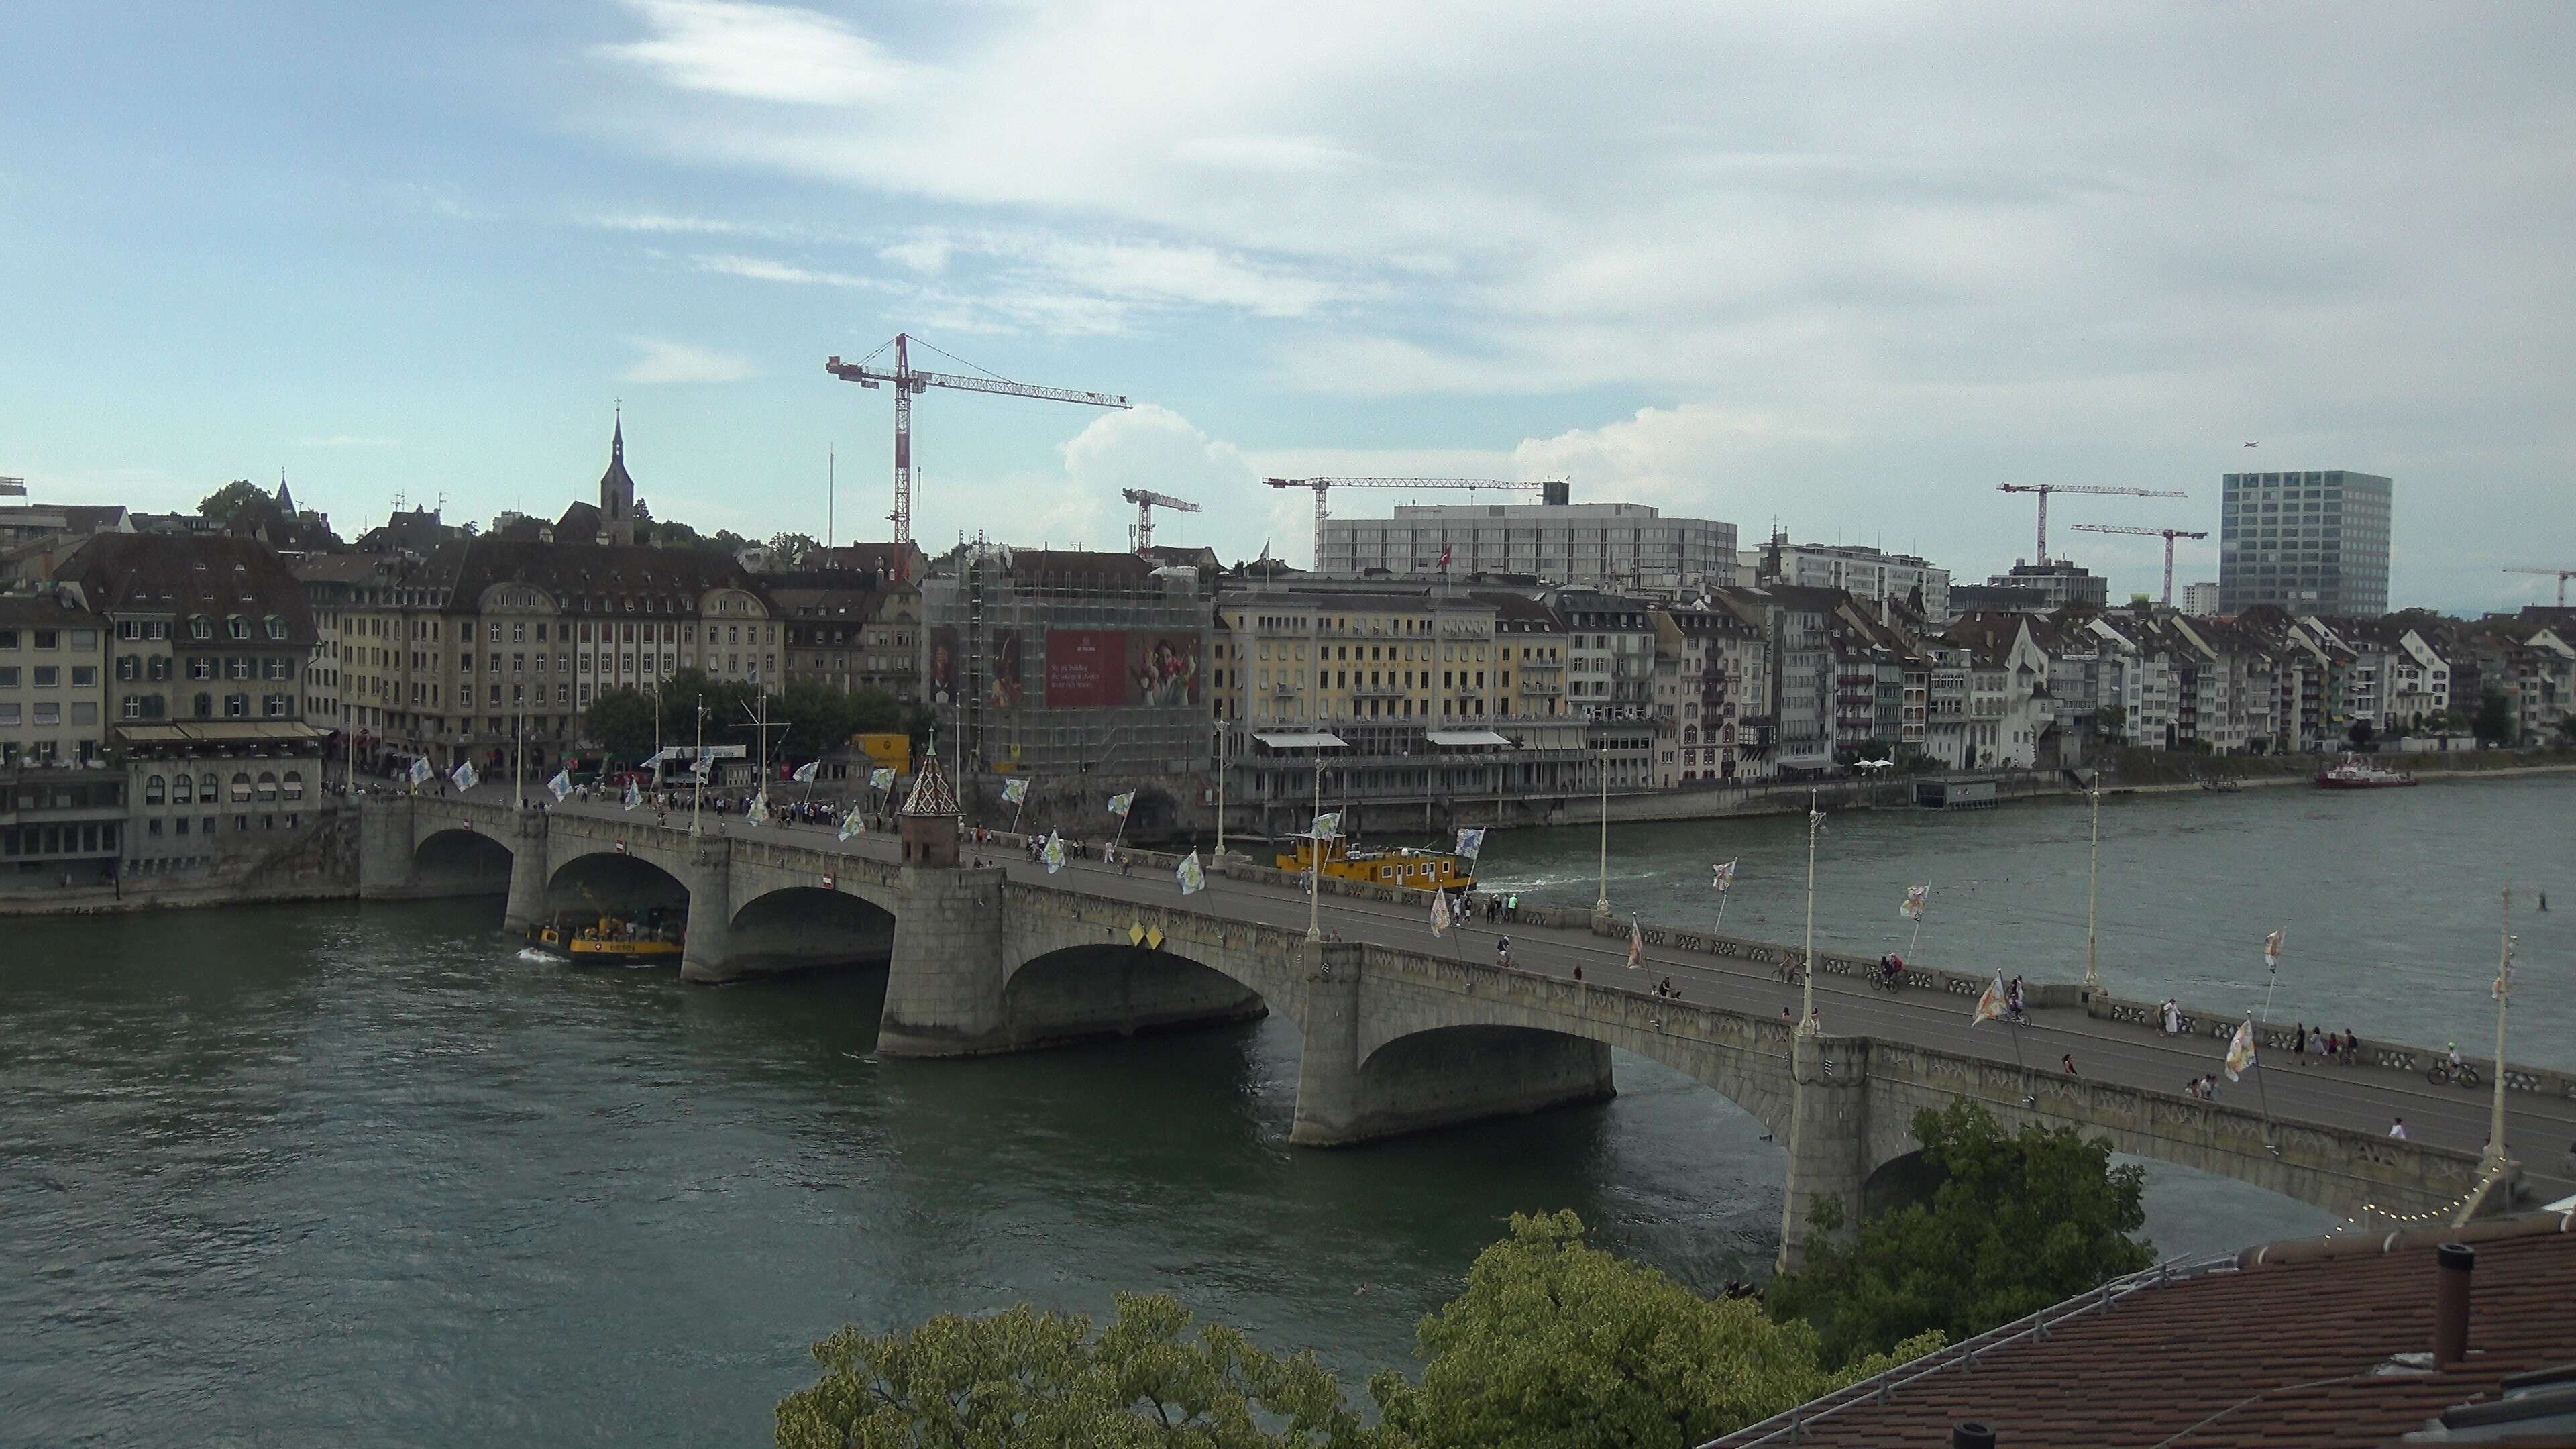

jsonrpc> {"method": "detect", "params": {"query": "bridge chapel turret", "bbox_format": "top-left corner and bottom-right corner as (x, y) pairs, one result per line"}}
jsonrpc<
(598, 414), (637, 545)
(898, 751), (961, 867)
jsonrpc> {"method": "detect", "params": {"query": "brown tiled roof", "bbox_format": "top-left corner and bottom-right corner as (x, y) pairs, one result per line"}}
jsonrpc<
(1709, 1213), (2576, 1448)
(416, 538), (767, 616)
(0, 590), (107, 629)
(53, 533), (318, 643)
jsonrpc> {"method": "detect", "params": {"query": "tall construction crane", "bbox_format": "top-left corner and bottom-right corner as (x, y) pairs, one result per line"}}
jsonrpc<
(2068, 523), (2209, 607)
(1263, 476), (1562, 570)
(826, 333), (1130, 570)
(2503, 567), (2576, 606)
(1997, 482), (2188, 563)
(1123, 488), (1201, 553)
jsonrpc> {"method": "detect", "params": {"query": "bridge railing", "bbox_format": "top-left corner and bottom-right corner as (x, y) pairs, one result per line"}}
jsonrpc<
(2084, 986), (2576, 1102)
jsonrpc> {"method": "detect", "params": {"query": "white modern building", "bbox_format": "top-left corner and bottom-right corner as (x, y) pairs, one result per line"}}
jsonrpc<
(2180, 582), (2220, 617)
(1322, 500), (1737, 592)
(1746, 541), (1951, 622)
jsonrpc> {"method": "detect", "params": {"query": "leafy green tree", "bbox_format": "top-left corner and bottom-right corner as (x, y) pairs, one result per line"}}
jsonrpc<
(2095, 702), (2125, 743)
(2473, 688), (2516, 746)
(197, 478), (270, 522)
(584, 686), (661, 763)
(1767, 1101), (2151, 1368)
(769, 531), (824, 566)
(775, 1293), (1369, 1449)
(1366, 1211), (1941, 1449)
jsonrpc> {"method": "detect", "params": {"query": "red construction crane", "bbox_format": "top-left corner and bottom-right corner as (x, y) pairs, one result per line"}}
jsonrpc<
(2067, 523), (2210, 607)
(2502, 567), (2576, 606)
(827, 334), (1130, 570)
(1263, 476), (1561, 570)
(1997, 482), (2188, 562)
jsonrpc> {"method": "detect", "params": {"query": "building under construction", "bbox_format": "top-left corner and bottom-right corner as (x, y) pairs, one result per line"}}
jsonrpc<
(918, 547), (1212, 805)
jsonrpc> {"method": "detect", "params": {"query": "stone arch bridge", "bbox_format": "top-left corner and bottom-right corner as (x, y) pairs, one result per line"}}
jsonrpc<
(362, 795), (2497, 1266)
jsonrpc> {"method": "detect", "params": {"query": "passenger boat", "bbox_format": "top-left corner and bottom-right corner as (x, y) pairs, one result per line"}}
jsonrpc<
(2314, 755), (2417, 790)
(1275, 834), (1477, 893)
(526, 910), (686, 963)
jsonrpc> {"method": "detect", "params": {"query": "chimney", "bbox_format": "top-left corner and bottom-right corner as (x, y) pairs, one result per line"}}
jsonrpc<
(2434, 1242), (2474, 1367)
(1952, 1424), (1996, 1449)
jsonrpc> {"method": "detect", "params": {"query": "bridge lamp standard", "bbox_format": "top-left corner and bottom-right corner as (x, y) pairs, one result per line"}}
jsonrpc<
(1593, 739), (1612, 925)
(2080, 769), (2104, 1002)
(689, 698), (709, 837)
(2483, 888), (2518, 1179)
(1799, 789), (1822, 1036)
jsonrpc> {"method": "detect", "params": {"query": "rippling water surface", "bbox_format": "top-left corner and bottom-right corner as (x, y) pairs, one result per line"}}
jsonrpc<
(12, 775), (2565, 1446)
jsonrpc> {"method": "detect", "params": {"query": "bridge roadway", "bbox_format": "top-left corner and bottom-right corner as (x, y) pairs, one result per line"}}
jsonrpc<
(382, 788), (2575, 1258)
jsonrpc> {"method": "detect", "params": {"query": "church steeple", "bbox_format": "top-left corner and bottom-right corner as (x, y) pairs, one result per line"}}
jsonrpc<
(599, 409), (636, 545)
(276, 467), (297, 518)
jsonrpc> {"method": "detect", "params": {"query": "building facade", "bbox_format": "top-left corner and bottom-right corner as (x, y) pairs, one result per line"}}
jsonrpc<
(1752, 540), (1951, 623)
(1322, 500), (1738, 592)
(2218, 470), (2392, 617)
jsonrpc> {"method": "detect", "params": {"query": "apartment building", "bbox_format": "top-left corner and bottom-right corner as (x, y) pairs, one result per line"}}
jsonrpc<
(1323, 496), (1738, 592)
(770, 577), (922, 702)
(1750, 540), (1952, 623)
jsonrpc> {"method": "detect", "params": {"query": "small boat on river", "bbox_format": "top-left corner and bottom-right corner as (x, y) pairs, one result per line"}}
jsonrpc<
(526, 909), (686, 964)
(2314, 755), (2417, 790)
(1275, 834), (1476, 894)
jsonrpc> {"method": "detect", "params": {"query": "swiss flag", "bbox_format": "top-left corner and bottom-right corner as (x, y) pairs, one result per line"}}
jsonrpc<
(1437, 545), (1452, 572)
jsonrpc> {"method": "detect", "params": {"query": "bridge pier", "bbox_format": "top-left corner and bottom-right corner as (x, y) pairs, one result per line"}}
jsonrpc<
(875, 863), (1008, 1053)
(1291, 945), (1617, 1147)
(1776, 1032), (1870, 1273)
(357, 796), (418, 899)
(501, 808), (551, 934)
(679, 835), (738, 985)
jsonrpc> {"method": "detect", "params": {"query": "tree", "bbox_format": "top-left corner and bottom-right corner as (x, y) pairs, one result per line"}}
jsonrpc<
(2347, 718), (2375, 747)
(774, 1293), (1369, 1449)
(1366, 1211), (1941, 1449)
(584, 686), (661, 764)
(2096, 703), (2126, 745)
(1767, 1101), (2151, 1369)
(197, 479), (270, 523)
(769, 531), (824, 566)
(2473, 688), (2516, 747)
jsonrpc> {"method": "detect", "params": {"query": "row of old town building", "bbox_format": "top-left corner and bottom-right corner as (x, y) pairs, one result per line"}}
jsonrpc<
(1, 431), (2569, 894)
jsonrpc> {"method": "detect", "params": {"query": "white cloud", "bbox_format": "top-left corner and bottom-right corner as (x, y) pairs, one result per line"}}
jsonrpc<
(621, 337), (757, 384)
(693, 252), (885, 289)
(294, 435), (400, 449)
(592, 211), (817, 241)
(598, 0), (914, 107)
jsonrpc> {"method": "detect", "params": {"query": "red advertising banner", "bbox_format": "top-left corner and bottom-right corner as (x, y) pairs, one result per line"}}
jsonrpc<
(1044, 629), (1124, 708)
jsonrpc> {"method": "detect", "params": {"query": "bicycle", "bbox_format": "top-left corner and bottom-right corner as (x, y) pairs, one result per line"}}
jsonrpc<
(2426, 1061), (2483, 1089)
(1774, 958), (1807, 985)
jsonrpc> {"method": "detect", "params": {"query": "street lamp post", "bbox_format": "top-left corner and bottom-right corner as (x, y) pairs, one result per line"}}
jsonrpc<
(1799, 789), (1821, 1034)
(1592, 739), (1611, 924)
(2483, 887), (2516, 1176)
(2081, 769), (2104, 1000)
(1306, 751), (1324, 941)
(689, 699), (707, 837)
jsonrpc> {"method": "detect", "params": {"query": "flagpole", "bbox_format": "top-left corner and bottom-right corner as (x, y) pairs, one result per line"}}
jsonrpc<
(2081, 769), (2103, 1000)
(1307, 753), (1324, 942)
(1800, 790), (1819, 1034)
(1909, 879), (1929, 959)
(514, 695), (525, 810)
(2483, 888), (2515, 1176)
(1213, 716), (1227, 863)
(1593, 740), (1611, 924)
(690, 698), (706, 837)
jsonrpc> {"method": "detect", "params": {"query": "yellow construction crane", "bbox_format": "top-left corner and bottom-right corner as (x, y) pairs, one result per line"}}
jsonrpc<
(1997, 482), (2188, 562)
(1263, 476), (1564, 570)
(2502, 567), (2576, 606)
(827, 333), (1130, 571)
(2067, 523), (2209, 606)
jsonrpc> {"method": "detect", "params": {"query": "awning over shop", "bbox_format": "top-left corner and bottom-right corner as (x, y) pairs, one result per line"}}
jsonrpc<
(114, 720), (331, 748)
(1251, 731), (1350, 749)
(1424, 729), (1514, 747)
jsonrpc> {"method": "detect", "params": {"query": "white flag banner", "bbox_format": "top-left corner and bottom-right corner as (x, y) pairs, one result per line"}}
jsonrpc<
(547, 769), (574, 802)
(1454, 828), (1486, 861)
(1311, 811), (1342, 839)
(622, 780), (642, 812)
(1900, 884), (1929, 921)
(451, 760), (479, 793)
(2224, 1019), (2258, 1081)
(1430, 888), (1452, 937)
(1177, 850), (1205, 896)
(1626, 918), (1645, 970)
(2263, 928), (2286, 971)
(1971, 971), (2009, 1024)
(871, 767), (896, 792)
(839, 807), (864, 841)
(1042, 832), (1068, 875)
(1711, 859), (1738, 894)
(1002, 777), (1029, 805)
(407, 757), (433, 787)
(1108, 791), (1136, 818)
(747, 793), (770, 826)
(792, 760), (819, 784)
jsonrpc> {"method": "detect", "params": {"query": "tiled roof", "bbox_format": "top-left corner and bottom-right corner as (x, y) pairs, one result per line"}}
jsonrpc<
(0, 590), (107, 628)
(1709, 1212), (2576, 1449)
(417, 538), (767, 614)
(900, 751), (959, 816)
(53, 533), (318, 642)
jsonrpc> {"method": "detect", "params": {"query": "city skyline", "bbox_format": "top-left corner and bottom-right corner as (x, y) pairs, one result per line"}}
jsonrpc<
(5, 3), (2573, 612)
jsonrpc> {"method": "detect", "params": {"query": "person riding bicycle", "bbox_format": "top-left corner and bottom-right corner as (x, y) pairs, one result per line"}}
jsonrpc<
(1495, 937), (1512, 968)
(1876, 953), (1907, 986)
(2447, 1041), (2463, 1072)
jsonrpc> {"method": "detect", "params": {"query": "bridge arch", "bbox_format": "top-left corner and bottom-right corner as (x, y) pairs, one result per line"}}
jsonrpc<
(725, 885), (899, 975)
(998, 943), (1269, 1051)
(413, 826), (513, 895)
(547, 850), (689, 923)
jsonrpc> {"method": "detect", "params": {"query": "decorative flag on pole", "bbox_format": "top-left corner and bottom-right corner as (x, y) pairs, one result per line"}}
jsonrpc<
(407, 757), (433, 788)
(746, 793), (770, 826)
(622, 780), (642, 812)
(1311, 811), (1342, 839)
(1900, 885), (1929, 921)
(1430, 889), (1452, 937)
(1041, 832), (1068, 875)
(792, 760), (819, 784)
(1627, 917), (1645, 970)
(2224, 1018), (2258, 1082)
(1002, 777), (1029, 805)
(1454, 827), (1485, 861)
(2263, 928), (2286, 971)
(547, 768), (573, 802)
(1971, 971), (2009, 1024)
(1107, 791), (1135, 818)
(1177, 849), (1205, 896)
(838, 806), (863, 841)
(871, 767), (896, 793)
(451, 759), (479, 793)
(1711, 859), (1738, 894)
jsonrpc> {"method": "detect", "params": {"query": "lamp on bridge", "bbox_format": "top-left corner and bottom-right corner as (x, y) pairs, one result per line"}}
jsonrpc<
(900, 753), (961, 868)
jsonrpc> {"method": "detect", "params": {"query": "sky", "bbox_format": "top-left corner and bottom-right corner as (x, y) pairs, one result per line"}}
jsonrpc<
(3, 1), (2571, 612)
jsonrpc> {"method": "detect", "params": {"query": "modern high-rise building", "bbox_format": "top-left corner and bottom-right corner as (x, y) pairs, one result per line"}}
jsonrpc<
(2179, 581), (2220, 617)
(2218, 470), (2390, 617)
(1321, 500), (1737, 592)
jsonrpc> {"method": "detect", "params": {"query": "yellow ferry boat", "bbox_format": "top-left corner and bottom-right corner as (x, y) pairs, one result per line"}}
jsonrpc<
(527, 910), (686, 965)
(1275, 834), (1476, 894)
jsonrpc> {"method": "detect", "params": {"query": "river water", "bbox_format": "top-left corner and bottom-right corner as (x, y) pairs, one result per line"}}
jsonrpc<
(4, 776), (2568, 1446)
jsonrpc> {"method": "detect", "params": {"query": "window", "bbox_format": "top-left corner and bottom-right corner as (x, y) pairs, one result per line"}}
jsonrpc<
(226, 616), (250, 640)
(191, 616), (213, 640)
(225, 694), (248, 718)
(264, 616), (287, 640)
(193, 692), (213, 718)
(230, 773), (252, 803)
(283, 771), (303, 801)
(117, 656), (140, 682)
(174, 774), (194, 804)
(0, 667), (15, 688)
(33, 666), (58, 687)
